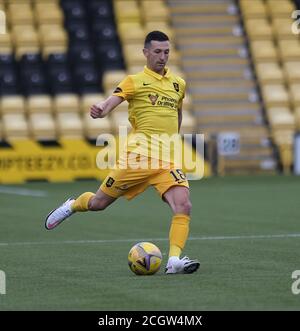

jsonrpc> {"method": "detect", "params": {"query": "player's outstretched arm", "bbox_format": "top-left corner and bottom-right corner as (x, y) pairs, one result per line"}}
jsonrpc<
(90, 96), (124, 119)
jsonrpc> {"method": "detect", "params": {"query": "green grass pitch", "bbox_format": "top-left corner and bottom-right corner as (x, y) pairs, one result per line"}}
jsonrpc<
(0, 175), (300, 310)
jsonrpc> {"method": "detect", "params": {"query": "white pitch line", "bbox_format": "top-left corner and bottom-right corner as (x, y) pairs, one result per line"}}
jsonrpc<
(0, 233), (300, 247)
(0, 187), (48, 197)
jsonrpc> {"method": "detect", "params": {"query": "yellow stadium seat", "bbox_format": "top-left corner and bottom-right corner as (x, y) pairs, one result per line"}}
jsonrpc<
(0, 96), (26, 114)
(289, 84), (300, 107)
(141, 0), (170, 23)
(0, 33), (12, 53)
(278, 40), (300, 61)
(102, 70), (127, 93)
(12, 26), (39, 47)
(39, 25), (68, 48)
(53, 94), (80, 114)
(283, 61), (300, 83)
(83, 113), (112, 139)
(56, 113), (83, 138)
(244, 18), (273, 40)
(272, 18), (297, 40)
(2, 114), (29, 139)
(114, 0), (141, 23)
(80, 93), (105, 113)
(123, 44), (145, 66)
(27, 95), (53, 114)
(239, 0), (267, 19)
(269, 110), (296, 130)
(250, 40), (278, 62)
(34, 3), (64, 25)
(266, 0), (296, 18)
(255, 62), (284, 83)
(261, 84), (290, 107)
(28, 113), (57, 140)
(118, 23), (145, 44)
(8, 4), (35, 26)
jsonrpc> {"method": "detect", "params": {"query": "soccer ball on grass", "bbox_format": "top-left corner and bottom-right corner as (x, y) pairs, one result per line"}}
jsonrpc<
(128, 242), (162, 275)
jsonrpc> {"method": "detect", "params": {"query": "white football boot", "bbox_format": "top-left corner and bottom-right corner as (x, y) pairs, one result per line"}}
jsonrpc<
(45, 198), (75, 230)
(165, 256), (200, 274)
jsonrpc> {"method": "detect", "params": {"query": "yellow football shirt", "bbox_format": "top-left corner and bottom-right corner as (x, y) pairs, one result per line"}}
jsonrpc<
(113, 66), (186, 163)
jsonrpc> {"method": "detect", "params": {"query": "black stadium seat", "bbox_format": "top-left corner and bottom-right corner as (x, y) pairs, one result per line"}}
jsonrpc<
(0, 67), (20, 95)
(73, 63), (101, 94)
(48, 65), (73, 94)
(20, 67), (48, 95)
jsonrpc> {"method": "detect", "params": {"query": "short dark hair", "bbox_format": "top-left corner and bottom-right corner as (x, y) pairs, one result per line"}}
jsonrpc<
(144, 31), (169, 48)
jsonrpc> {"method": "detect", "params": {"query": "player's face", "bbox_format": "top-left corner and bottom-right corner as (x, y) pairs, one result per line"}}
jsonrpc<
(143, 40), (170, 74)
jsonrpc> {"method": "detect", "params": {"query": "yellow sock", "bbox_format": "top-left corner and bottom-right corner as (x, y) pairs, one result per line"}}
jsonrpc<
(71, 192), (95, 212)
(168, 214), (190, 258)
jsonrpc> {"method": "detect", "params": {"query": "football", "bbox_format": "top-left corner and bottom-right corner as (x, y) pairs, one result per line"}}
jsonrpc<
(128, 242), (162, 275)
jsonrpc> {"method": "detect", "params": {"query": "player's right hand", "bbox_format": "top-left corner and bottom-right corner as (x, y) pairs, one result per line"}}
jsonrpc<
(90, 101), (106, 118)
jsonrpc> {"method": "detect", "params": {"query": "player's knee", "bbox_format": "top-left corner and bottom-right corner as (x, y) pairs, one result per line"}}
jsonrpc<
(175, 199), (192, 215)
(88, 197), (108, 211)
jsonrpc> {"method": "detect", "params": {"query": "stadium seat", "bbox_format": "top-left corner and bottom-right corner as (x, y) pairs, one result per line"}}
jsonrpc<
(80, 93), (105, 113)
(12, 26), (40, 48)
(83, 112), (112, 139)
(96, 42), (124, 70)
(69, 42), (95, 64)
(118, 22), (145, 44)
(239, 0), (267, 19)
(21, 66), (49, 95)
(278, 40), (300, 61)
(56, 112), (83, 138)
(0, 95), (26, 114)
(250, 40), (278, 62)
(0, 67), (20, 95)
(48, 65), (73, 94)
(53, 93), (80, 113)
(268, 110), (296, 131)
(28, 113), (57, 140)
(73, 64), (101, 94)
(140, 0), (170, 23)
(266, 0), (296, 18)
(35, 3), (64, 25)
(68, 21), (90, 43)
(20, 53), (43, 69)
(39, 25), (68, 48)
(92, 21), (118, 42)
(244, 18), (273, 40)
(0, 33), (13, 54)
(87, 0), (114, 21)
(27, 95), (53, 114)
(283, 61), (300, 83)
(8, 3), (34, 26)
(261, 84), (290, 107)
(272, 18), (297, 40)
(2, 113), (29, 139)
(114, 0), (141, 23)
(255, 62), (284, 83)
(102, 70), (126, 93)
